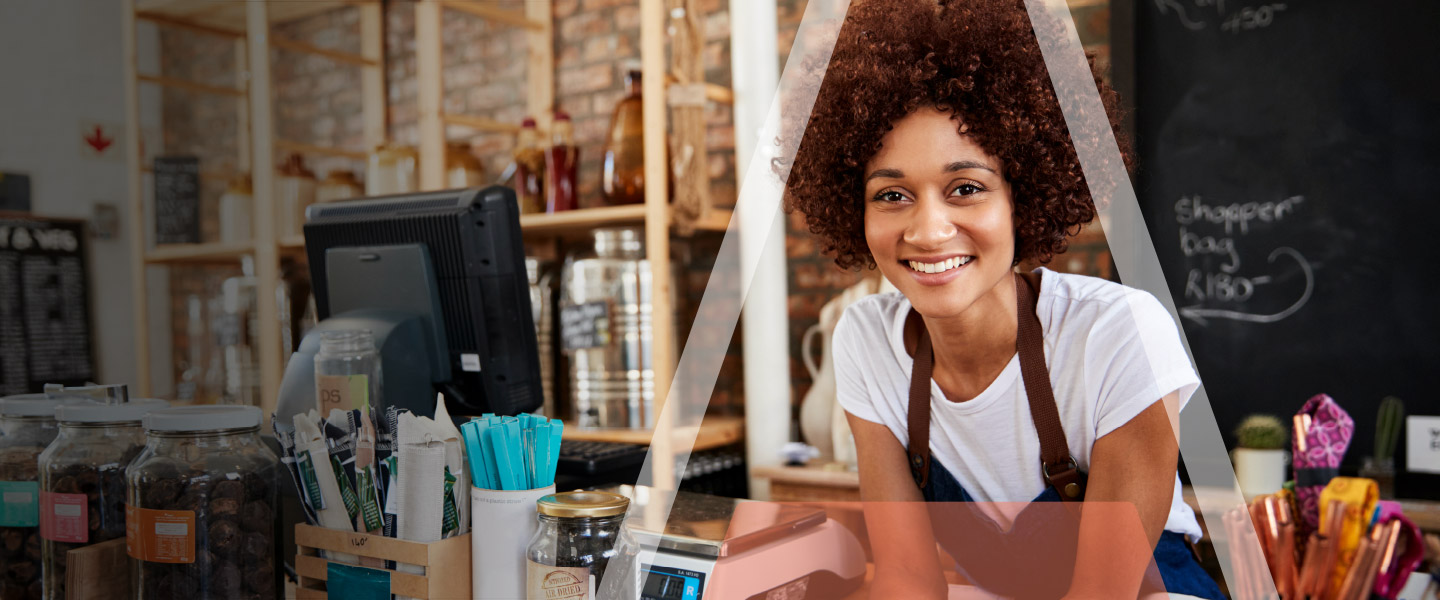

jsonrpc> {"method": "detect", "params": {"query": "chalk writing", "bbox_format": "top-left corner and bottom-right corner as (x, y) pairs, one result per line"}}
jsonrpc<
(1174, 193), (1311, 326)
(1154, 0), (1289, 34)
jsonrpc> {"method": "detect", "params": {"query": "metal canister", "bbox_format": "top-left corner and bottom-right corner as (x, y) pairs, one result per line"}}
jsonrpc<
(527, 257), (555, 418)
(560, 228), (657, 429)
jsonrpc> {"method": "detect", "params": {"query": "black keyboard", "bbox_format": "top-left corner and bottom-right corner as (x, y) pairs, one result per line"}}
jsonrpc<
(557, 440), (649, 476)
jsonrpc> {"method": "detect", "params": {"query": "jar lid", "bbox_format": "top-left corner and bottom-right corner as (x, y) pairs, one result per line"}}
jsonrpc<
(56, 399), (169, 423)
(536, 491), (630, 518)
(144, 405), (261, 432)
(0, 394), (88, 417)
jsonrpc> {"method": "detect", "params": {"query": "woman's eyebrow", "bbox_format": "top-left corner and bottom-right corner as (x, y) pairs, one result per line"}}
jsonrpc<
(944, 160), (996, 174)
(864, 168), (905, 183)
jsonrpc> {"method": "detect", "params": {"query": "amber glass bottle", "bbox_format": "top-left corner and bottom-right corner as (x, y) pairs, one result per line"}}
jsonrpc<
(602, 70), (646, 206)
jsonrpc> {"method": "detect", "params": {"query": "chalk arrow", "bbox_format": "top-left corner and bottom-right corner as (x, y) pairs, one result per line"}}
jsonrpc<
(1181, 247), (1313, 326)
(1154, 0), (1207, 30)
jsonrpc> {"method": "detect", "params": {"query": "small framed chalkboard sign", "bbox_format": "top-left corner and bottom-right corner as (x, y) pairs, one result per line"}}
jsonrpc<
(153, 156), (200, 245)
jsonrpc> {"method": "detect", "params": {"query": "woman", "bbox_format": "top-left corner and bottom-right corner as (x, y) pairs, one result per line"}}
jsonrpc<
(778, 1), (1224, 598)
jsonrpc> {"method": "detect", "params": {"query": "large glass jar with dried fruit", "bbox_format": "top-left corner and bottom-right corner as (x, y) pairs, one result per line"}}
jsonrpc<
(126, 406), (278, 599)
(0, 394), (81, 600)
(38, 398), (167, 600)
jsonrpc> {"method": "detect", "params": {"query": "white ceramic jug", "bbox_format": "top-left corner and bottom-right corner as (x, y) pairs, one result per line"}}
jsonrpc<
(799, 322), (837, 460)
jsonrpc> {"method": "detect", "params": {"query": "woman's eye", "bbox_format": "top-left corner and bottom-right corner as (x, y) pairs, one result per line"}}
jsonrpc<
(952, 183), (984, 196)
(873, 190), (908, 203)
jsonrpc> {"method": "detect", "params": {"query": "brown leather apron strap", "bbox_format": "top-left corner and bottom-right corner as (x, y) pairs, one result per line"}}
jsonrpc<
(906, 271), (1086, 501)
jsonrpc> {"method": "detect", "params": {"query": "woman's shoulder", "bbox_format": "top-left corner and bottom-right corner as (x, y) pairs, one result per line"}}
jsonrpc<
(1037, 268), (1175, 333)
(834, 291), (908, 346)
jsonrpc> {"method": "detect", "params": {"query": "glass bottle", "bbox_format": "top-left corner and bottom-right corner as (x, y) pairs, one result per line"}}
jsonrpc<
(217, 257), (259, 407)
(514, 117), (547, 214)
(313, 330), (382, 415)
(217, 174), (253, 244)
(446, 143), (485, 189)
(546, 112), (579, 213)
(126, 406), (278, 599)
(275, 153), (317, 240)
(526, 491), (639, 600)
(0, 394), (84, 600)
(39, 397), (167, 600)
(316, 170), (365, 204)
(602, 70), (646, 206)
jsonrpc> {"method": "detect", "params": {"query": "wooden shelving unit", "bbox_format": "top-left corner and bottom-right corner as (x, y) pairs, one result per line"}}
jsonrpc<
(123, 0), (386, 421)
(562, 415), (745, 452)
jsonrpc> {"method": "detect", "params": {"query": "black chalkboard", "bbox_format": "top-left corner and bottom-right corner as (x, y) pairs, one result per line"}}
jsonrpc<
(0, 216), (95, 395)
(1135, 0), (1440, 471)
(153, 156), (200, 244)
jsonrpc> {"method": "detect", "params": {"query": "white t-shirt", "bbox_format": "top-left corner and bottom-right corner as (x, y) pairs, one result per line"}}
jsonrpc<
(834, 268), (1204, 542)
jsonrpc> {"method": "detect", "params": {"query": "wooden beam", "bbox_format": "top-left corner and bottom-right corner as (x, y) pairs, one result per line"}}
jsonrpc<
(270, 36), (378, 67)
(438, 1), (546, 30)
(525, 0), (554, 125)
(415, 1), (446, 190)
(275, 139), (369, 160)
(247, 1), (283, 424)
(137, 74), (246, 98)
(441, 113), (523, 134)
(359, 2), (387, 149)
(134, 10), (244, 39)
(641, 0), (676, 490)
(123, 0), (152, 397)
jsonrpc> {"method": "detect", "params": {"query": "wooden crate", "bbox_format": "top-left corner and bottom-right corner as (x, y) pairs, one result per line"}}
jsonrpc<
(294, 524), (471, 599)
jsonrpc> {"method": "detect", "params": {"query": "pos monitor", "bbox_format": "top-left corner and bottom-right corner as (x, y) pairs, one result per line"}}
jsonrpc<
(279, 185), (542, 421)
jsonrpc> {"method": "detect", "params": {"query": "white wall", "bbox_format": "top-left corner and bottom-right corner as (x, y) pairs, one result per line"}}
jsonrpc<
(0, 1), (159, 390)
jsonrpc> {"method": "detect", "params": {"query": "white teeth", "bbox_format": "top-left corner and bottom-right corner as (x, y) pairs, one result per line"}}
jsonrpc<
(907, 257), (972, 274)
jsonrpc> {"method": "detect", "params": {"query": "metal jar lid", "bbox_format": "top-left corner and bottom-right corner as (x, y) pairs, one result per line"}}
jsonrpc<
(55, 399), (169, 424)
(537, 491), (630, 518)
(144, 405), (261, 432)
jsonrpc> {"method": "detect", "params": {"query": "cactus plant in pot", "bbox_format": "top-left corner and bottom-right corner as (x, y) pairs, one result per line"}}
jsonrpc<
(1233, 414), (1288, 497)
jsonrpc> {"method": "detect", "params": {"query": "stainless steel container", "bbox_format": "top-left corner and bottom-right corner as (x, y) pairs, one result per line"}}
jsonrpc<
(527, 257), (555, 418)
(560, 228), (659, 429)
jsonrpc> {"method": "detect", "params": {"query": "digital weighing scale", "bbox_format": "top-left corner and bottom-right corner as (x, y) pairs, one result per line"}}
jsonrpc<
(604, 485), (867, 600)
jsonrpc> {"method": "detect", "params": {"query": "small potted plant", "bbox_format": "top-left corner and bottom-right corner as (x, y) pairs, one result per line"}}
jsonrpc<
(1233, 414), (1288, 497)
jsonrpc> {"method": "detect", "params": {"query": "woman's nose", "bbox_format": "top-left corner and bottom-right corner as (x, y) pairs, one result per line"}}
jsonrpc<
(902, 196), (957, 248)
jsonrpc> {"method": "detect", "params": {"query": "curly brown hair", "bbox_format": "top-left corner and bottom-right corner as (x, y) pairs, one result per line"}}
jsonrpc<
(776, 0), (1132, 270)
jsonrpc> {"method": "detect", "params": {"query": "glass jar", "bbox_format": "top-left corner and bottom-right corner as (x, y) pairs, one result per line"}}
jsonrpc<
(316, 170), (365, 204)
(217, 175), (253, 244)
(39, 398), (167, 600)
(0, 394), (83, 600)
(126, 406), (278, 599)
(275, 153), (317, 240)
(446, 143), (485, 189)
(314, 330), (382, 415)
(526, 491), (639, 600)
(367, 145), (418, 196)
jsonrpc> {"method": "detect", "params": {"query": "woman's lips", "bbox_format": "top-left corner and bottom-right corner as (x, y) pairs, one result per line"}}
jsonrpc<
(901, 257), (972, 286)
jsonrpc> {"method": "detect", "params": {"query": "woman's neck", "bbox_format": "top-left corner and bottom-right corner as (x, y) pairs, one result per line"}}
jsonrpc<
(922, 270), (1020, 401)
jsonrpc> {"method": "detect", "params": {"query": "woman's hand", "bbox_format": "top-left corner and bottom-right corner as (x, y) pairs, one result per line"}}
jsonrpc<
(848, 411), (948, 600)
(1065, 394), (1182, 599)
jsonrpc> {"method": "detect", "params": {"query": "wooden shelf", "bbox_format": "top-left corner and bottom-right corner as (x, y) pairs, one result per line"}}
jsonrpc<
(520, 205), (732, 237)
(144, 242), (253, 264)
(134, 0), (354, 30)
(279, 236), (306, 251)
(561, 415), (743, 452)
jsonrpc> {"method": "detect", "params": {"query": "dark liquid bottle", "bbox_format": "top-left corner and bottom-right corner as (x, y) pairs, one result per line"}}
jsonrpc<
(514, 117), (546, 214)
(602, 70), (646, 206)
(545, 112), (578, 213)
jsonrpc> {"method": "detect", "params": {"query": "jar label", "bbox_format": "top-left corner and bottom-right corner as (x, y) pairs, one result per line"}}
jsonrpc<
(39, 492), (87, 543)
(125, 505), (195, 564)
(560, 301), (611, 351)
(317, 374), (370, 414)
(0, 481), (39, 527)
(528, 561), (593, 600)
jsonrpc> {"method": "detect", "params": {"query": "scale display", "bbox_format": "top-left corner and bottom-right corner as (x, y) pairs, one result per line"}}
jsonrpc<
(642, 565), (704, 600)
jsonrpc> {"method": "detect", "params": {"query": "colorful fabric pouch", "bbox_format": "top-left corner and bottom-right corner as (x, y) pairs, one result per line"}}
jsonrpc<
(1318, 477), (1378, 595)
(1292, 394), (1353, 533)
(1372, 502), (1424, 600)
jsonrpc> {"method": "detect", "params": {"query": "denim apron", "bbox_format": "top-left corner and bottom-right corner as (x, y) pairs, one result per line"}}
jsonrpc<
(906, 273), (1224, 599)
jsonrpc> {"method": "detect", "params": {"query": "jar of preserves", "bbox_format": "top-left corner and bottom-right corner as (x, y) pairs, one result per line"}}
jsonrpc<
(526, 491), (639, 600)
(0, 393), (85, 600)
(126, 406), (278, 599)
(39, 397), (167, 599)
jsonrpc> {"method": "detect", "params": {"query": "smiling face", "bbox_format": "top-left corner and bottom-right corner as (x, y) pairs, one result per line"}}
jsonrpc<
(864, 106), (1016, 320)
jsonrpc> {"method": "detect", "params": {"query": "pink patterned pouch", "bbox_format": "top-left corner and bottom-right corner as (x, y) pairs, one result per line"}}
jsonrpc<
(1291, 393), (1353, 533)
